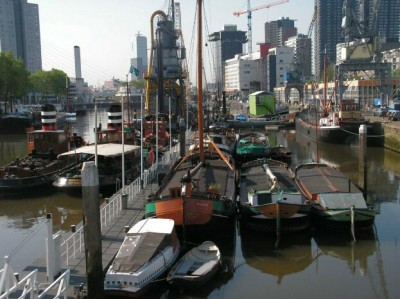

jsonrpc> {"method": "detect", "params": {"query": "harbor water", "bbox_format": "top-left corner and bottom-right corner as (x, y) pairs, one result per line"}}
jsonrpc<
(0, 112), (399, 299)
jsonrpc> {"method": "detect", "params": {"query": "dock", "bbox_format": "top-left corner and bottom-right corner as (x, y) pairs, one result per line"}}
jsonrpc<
(0, 140), (186, 298)
(15, 180), (159, 298)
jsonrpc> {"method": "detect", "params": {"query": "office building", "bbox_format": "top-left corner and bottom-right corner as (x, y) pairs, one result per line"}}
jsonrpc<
(208, 25), (246, 90)
(136, 34), (147, 79)
(0, 0), (42, 73)
(264, 17), (297, 48)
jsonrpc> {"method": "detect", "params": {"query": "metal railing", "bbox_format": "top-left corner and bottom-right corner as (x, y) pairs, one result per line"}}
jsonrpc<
(60, 142), (182, 266)
(0, 257), (70, 299)
(0, 130), (192, 298)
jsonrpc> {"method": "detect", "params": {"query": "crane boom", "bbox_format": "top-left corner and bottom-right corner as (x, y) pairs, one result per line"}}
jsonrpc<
(233, 0), (289, 16)
(233, 0), (289, 54)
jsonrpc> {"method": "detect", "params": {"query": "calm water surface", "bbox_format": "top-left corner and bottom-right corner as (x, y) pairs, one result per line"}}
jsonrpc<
(0, 115), (399, 299)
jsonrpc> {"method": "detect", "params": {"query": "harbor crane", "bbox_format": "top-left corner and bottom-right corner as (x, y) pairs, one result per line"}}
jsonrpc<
(233, 0), (289, 54)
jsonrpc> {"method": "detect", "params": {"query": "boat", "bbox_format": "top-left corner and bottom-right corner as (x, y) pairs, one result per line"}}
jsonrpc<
(235, 130), (271, 163)
(145, 0), (237, 236)
(0, 111), (32, 134)
(53, 143), (141, 196)
(295, 99), (369, 144)
(294, 162), (375, 233)
(189, 132), (236, 155)
(104, 218), (180, 297)
(238, 158), (310, 233)
(95, 103), (138, 145)
(0, 104), (84, 195)
(167, 241), (221, 288)
(295, 50), (369, 145)
(145, 138), (237, 234)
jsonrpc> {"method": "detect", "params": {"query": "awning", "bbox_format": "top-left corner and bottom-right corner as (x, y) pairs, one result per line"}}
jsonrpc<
(58, 143), (140, 158)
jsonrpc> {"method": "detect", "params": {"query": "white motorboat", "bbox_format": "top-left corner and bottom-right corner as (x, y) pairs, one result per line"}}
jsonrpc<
(104, 218), (180, 297)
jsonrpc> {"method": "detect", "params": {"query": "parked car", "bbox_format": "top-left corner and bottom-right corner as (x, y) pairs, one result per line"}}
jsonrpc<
(235, 114), (247, 121)
(387, 111), (400, 121)
(373, 107), (388, 117)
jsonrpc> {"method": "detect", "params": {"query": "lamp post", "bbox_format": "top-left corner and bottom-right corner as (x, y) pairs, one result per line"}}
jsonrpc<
(140, 93), (144, 189)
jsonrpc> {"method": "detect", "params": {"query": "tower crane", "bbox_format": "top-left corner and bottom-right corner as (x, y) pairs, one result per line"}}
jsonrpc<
(233, 0), (289, 54)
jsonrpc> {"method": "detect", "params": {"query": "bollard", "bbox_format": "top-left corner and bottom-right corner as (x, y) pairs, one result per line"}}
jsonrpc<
(81, 161), (104, 299)
(121, 193), (128, 210)
(359, 124), (367, 199)
(71, 225), (76, 233)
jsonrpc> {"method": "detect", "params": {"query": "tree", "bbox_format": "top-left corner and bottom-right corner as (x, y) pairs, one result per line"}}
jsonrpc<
(0, 52), (30, 113)
(130, 79), (146, 90)
(30, 69), (68, 102)
(393, 68), (400, 80)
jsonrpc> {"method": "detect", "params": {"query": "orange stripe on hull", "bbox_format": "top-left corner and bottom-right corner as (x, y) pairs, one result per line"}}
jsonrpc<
(259, 203), (299, 219)
(155, 198), (184, 224)
(155, 197), (213, 225)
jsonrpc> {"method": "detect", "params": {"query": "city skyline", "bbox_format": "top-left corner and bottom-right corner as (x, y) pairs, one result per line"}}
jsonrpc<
(29, 0), (313, 87)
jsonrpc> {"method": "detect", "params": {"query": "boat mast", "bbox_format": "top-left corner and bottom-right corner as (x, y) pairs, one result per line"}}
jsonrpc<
(197, 0), (205, 163)
(323, 47), (327, 114)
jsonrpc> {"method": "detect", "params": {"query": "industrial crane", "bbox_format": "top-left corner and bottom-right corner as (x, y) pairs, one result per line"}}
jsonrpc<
(233, 0), (289, 54)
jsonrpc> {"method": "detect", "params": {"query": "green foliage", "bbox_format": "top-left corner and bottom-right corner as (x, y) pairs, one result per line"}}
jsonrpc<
(30, 68), (68, 100)
(130, 79), (146, 89)
(393, 68), (400, 79)
(0, 52), (30, 112)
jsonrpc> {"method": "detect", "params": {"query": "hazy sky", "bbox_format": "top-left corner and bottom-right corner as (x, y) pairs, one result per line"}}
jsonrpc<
(31, 0), (313, 87)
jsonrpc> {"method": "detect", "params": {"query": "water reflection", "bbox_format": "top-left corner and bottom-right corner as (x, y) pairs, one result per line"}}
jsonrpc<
(239, 225), (313, 284)
(313, 229), (377, 275)
(0, 191), (84, 231)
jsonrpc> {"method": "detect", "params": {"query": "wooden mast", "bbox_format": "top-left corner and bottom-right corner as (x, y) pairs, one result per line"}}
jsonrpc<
(197, 0), (205, 162)
(323, 47), (327, 114)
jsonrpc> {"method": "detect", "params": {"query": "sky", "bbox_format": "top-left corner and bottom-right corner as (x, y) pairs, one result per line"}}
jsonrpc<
(31, 0), (313, 87)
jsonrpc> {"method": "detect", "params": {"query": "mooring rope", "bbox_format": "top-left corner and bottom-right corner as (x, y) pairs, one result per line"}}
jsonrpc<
(340, 127), (385, 138)
(8, 219), (47, 259)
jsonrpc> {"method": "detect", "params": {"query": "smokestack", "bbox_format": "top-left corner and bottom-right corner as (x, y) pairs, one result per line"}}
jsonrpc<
(74, 46), (82, 79)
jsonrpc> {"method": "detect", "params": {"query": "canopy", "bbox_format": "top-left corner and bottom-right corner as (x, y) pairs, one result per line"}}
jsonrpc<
(58, 143), (140, 158)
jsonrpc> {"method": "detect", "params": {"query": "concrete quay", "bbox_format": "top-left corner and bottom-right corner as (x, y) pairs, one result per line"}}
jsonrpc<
(364, 115), (400, 152)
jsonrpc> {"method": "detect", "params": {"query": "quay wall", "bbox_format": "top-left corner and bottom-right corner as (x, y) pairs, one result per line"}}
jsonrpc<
(383, 122), (400, 153)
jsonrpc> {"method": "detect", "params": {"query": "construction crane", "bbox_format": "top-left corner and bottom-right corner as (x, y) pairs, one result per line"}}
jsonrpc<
(286, 3), (316, 85)
(233, 0), (289, 54)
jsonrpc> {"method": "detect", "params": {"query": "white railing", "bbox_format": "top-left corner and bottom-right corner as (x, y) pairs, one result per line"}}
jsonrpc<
(37, 269), (70, 299)
(0, 131), (190, 297)
(0, 262), (70, 299)
(61, 225), (84, 266)
(60, 143), (181, 266)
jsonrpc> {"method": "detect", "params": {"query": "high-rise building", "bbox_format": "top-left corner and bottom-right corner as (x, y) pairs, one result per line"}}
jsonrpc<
(314, 0), (344, 79)
(314, 0), (400, 78)
(0, 0), (42, 73)
(285, 34), (312, 82)
(375, 0), (400, 43)
(208, 25), (246, 90)
(264, 17), (297, 48)
(136, 33), (147, 79)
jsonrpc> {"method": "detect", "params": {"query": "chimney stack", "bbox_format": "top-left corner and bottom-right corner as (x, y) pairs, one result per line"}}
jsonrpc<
(74, 46), (82, 79)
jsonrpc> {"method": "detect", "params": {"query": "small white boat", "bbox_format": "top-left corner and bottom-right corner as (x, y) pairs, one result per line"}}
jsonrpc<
(167, 241), (221, 288)
(104, 218), (180, 297)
